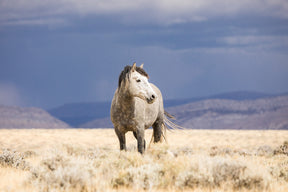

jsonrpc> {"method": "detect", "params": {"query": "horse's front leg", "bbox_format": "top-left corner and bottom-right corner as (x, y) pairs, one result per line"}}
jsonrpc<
(133, 131), (146, 150)
(115, 127), (126, 151)
(136, 126), (145, 154)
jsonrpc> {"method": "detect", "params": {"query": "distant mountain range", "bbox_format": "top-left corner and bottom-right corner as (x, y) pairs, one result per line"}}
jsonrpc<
(166, 95), (288, 130)
(48, 102), (110, 127)
(0, 105), (70, 128)
(1, 91), (287, 129)
(48, 91), (288, 129)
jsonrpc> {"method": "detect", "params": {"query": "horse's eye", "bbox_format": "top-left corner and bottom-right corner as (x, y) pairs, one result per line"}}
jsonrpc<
(136, 79), (141, 83)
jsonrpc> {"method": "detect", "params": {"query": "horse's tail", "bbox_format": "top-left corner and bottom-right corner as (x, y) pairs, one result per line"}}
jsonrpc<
(163, 110), (186, 130)
(159, 111), (186, 143)
(149, 110), (185, 146)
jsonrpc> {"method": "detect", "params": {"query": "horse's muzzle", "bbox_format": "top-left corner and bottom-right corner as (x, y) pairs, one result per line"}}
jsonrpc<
(147, 94), (156, 104)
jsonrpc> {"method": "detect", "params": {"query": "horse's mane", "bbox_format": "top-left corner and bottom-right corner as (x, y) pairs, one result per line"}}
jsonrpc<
(118, 65), (149, 88)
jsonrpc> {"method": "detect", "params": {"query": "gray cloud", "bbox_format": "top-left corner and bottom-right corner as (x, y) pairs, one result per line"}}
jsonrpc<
(1, 0), (288, 26)
(218, 35), (288, 53)
(1, 18), (68, 26)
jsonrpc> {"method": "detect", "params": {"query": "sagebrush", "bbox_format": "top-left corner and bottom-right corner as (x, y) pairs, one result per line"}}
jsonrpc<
(0, 129), (287, 192)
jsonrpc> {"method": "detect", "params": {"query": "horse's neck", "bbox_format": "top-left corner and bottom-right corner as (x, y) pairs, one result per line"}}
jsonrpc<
(117, 89), (135, 110)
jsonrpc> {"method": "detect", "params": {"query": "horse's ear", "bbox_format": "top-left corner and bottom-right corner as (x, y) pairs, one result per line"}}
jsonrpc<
(131, 62), (136, 72)
(140, 63), (144, 69)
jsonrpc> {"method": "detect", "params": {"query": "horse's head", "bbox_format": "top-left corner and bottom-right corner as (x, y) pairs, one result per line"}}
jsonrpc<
(129, 63), (157, 104)
(119, 63), (157, 104)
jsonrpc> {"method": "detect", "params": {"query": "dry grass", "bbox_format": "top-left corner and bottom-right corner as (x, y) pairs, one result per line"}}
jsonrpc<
(0, 129), (287, 192)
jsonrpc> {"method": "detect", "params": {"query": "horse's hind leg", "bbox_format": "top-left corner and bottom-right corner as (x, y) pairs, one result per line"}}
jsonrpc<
(152, 118), (163, 143)
(115, 128), (126, 151)
(133, 131), (146, 150)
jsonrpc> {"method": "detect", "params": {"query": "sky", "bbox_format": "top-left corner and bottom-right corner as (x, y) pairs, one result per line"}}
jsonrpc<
(0, 0), (288, 109)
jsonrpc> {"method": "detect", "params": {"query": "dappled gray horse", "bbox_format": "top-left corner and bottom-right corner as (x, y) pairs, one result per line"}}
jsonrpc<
(111, 63), (175, 154)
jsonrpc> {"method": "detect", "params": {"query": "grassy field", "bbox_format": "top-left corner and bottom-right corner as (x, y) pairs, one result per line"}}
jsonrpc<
(0, 129), (287, 192)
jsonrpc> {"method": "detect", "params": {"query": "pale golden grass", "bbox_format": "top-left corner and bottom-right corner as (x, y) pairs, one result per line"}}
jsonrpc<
(0, 129), (287, 192)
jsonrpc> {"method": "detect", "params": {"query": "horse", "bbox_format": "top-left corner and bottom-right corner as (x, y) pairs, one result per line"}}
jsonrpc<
(110, 63), (177, 154)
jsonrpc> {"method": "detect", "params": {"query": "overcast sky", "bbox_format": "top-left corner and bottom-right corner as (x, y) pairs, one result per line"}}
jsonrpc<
(0, 0), (288, 109)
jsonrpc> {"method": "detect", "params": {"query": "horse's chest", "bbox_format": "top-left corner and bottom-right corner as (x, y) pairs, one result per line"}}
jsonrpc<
(111, 98), (158, 130)
(112, 106), (137, 128)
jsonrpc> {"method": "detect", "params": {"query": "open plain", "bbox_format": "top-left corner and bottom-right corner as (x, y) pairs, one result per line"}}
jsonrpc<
(0, 129), (287, 192)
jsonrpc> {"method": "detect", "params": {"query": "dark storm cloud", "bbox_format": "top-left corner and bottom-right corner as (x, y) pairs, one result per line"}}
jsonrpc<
(0, 0), (288, 108)
(0, 27), (127, 107)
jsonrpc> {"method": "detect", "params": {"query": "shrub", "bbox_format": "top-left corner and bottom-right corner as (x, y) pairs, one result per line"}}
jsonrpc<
(176, 156), (270, 190)
(256, 145), (274, 156)
(274, 141), (288, 155)
(30, 152), (97, 192)
(270, 160), (288, 182)
(0, 149), (30, 170)
(210, 146), (234, 156)
(25, 145), (273, 191)
(112, 163), (164, 190)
